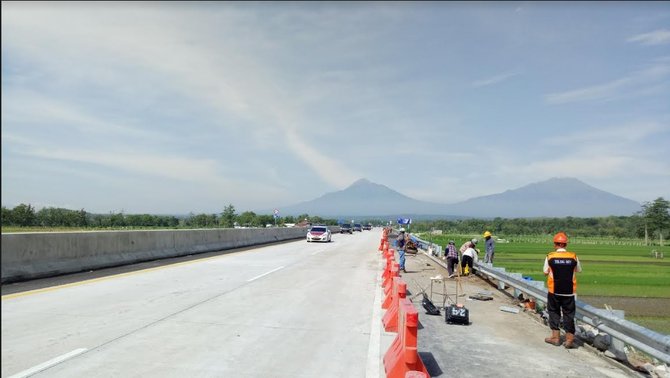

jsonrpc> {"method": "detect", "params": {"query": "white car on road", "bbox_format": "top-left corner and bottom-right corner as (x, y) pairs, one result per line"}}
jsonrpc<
(306, 226), (332, 242)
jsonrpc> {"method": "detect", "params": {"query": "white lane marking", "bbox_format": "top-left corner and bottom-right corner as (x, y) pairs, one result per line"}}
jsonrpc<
(311, 249), (326, 255)
(366, 258), (383, 378)
(9, 348), (87, 378)
(246, 266), (285, 282)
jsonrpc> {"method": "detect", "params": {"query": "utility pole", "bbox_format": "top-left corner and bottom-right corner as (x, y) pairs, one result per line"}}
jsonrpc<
(645, 224), (648, 246)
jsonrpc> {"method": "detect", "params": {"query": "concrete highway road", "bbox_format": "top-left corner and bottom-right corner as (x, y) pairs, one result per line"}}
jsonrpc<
(2, 230), (385, 377)
(2, 229), (640, 378)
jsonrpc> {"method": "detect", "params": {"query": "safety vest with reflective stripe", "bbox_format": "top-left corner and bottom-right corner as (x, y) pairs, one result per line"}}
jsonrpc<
(546, 251), (578, 295)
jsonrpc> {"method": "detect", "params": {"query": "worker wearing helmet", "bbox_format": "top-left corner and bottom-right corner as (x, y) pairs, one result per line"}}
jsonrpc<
(483, 231), (495, 264)
(459, 238), (477, 255)
(397, 228), (407, 273)
(543, 232), (582, 349)
(461, 243), (478, 276)
(458, 238), (479, 276)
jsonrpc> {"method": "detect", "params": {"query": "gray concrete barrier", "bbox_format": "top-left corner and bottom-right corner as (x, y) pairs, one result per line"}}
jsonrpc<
(1, 227), (308, 284)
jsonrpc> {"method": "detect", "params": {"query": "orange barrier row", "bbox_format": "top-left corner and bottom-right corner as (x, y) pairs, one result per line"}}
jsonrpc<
(379, 227), (390, 251)
(382, 275), (402, 310)
(383, 298), (430, 378)
(377, 230), (429, 378)
(384, 263), (400, 295)
(382, 277), (406, 330)
(381, 249), (395, 282)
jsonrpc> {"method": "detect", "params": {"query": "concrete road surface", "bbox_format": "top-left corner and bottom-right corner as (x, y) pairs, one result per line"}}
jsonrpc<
(2, 229), (640, 377)
(2, 230), (383, 377)
(393, 251), (640, 378)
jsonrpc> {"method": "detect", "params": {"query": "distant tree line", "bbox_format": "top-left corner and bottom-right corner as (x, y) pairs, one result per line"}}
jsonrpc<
(2, 198), (668, 242)
(409, 197), (670, 243)
(1, 203), (342, 229)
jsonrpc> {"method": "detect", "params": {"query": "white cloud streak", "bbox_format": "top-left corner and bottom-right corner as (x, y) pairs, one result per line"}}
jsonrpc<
(627, 29), (670, 45)
(545, 58), (670, 104)
(472, 71), (520, 88)
(18, 146), (223, 183)
(543, 121), (669, 146)
(2, 89), (170, 142)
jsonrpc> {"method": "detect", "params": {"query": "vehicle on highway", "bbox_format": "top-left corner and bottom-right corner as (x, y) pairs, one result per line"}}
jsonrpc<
(363, 223), (372, 230)
(340, 224), (353, 234)
(306, 226), (332, 242)
(353, 223), (363, 232)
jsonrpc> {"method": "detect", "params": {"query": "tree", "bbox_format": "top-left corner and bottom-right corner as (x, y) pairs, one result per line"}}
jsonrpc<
(237, 211), (259, 227)
(641, 197), (670, 244)
(189, 214), (217, 228)
(220, 204), (236, 228)
(257, 214), (274, 227)
(1, 206), (11, 226)
(109, 212), (126, 227)
(12, 203), (37, 227)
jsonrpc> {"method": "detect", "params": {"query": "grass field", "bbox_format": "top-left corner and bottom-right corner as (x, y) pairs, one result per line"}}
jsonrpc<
(422, 233), (670, 334)
(492, 243), (669, 298)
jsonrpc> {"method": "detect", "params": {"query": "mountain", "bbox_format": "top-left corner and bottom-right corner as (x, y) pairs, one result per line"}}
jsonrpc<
(446, 177), (641, 218)
(277, 178), (446, 218)
(276, 177), (641, 219)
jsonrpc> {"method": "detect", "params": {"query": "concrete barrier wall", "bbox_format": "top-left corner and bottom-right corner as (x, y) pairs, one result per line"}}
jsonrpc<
(1, 227), (309, 284)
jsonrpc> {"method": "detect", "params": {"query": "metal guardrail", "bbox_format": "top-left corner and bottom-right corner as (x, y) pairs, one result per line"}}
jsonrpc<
(412, 235), (670, 365)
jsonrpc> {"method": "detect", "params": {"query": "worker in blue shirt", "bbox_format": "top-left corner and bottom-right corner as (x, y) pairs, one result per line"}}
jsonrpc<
(484, 231), (495, 264)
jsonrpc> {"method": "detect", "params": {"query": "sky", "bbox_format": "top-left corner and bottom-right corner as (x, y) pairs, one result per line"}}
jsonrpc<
(2, 2), (669, 215)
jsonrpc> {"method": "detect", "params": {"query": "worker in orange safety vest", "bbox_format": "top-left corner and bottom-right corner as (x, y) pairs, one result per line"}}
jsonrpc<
(543, 232), (582, 349)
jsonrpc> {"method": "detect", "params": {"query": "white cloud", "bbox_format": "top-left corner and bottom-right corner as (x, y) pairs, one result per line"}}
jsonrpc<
(543, 121), (669, 146)
(545, 77), (630, 104)
(2, 89), (171, 142)
(513, 155), (634, 178)
(18, 146), (223, 183)
(545, 58), (670, 104)
(7, 143), (288, 209)
(627, 29), (670, 45)
(1, 3), (363, 189)
(472, 71), (520, 88)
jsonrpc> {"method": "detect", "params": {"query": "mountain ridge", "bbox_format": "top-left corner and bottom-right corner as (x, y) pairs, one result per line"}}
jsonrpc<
(272, 177), (641, 219)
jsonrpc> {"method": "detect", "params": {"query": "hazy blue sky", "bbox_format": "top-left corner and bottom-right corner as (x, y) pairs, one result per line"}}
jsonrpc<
(2, 2), (669, 214)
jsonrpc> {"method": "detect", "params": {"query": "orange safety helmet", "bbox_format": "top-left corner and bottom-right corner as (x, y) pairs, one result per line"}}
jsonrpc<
(553, 232), (568, 244)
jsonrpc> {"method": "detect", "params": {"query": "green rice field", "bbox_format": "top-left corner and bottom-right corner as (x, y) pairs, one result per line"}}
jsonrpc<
(422, 234), (670, 335)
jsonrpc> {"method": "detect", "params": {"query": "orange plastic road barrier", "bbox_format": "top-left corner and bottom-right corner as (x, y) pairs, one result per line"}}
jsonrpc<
(385, 249), (395, 266)
(382, 276), (405, 311)
(382, 278), (407, 330)
(383, 298), (430, 378)
(384, 263), (400, 293)
(381, 254), (395, 282)
(380, 229), (390, 251)
(380, 239), (389, 254)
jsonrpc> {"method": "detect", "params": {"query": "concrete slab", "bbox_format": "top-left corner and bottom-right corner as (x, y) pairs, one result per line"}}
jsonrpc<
(2, 230), (644, 378)
(387, 251), (641, 378)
